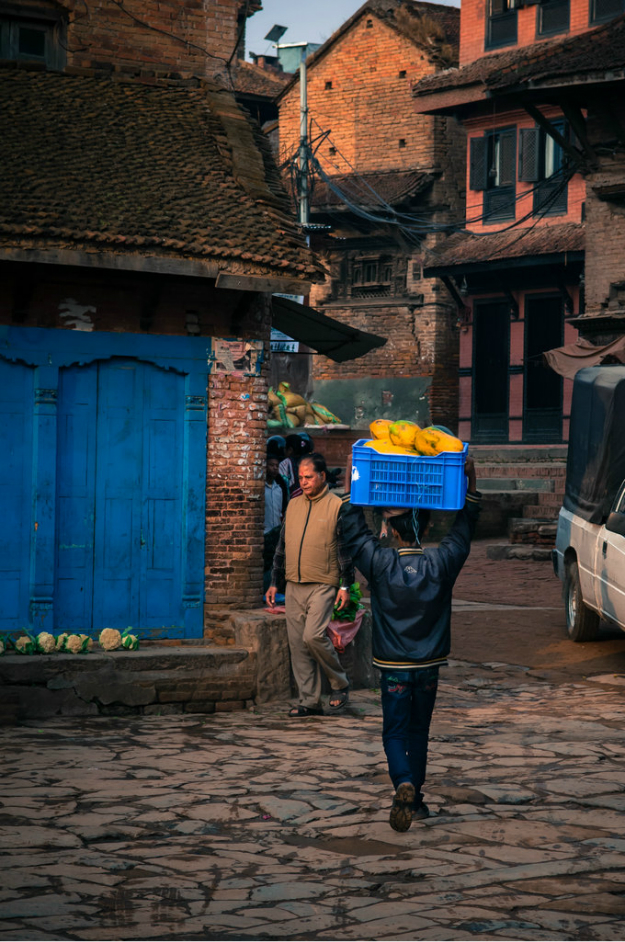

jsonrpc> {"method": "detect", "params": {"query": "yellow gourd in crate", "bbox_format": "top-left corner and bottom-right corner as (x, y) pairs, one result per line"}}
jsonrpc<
(414, 427), (463, 456)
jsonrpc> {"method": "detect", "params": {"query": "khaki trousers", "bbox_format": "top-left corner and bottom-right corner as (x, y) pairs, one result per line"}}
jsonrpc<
(285, 582), (349, 709)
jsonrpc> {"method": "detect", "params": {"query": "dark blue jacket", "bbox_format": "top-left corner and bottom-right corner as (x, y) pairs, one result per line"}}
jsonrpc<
(340, 494), (481, 671)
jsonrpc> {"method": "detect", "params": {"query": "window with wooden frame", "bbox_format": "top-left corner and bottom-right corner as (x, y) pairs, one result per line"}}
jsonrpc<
(537, 0), (570, 35)
(0, 11), (65, 68)
(350, 256), (395, 298)
(486, 0), (517, 49)
(519, 121), (568, 216)
(470, 128), (517, 222)
(590, 0), (624, 23)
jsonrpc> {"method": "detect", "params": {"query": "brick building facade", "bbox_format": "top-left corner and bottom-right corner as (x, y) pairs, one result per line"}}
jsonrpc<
(413, 0), (625, 445)
(0, 0), (319, 636)
(277, 0), (465, 431)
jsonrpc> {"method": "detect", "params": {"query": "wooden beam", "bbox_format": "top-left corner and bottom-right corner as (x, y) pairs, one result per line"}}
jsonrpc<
(559, 99), (598, 162)
(215, 272), (312, 294)
(0, 247), (222, 280)
(523, 101), (593, 170)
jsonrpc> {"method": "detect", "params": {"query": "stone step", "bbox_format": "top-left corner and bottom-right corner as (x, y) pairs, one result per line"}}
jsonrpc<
(471, 444), (568, 462)
(486, 543), (554, 562)
(509, 518), (557, 544)
(522, 504), (560, 519)
(477, 477), (555, 493)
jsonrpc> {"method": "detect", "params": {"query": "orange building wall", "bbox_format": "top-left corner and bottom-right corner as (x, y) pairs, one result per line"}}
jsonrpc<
(279, 14), (446, 173)
(461, 0), (593, 66)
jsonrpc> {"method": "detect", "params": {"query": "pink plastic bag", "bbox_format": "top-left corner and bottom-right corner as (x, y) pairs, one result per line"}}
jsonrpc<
(326, 608), (365, 653)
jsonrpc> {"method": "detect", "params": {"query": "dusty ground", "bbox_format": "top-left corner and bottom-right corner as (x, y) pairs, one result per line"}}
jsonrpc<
(452, 540), (625, 684)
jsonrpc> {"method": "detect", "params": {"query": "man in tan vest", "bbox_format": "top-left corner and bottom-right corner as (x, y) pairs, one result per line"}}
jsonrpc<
(266, 453), (353, 717)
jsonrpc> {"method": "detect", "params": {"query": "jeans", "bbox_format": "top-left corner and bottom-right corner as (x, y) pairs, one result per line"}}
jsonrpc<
(380, 666), (439, 802)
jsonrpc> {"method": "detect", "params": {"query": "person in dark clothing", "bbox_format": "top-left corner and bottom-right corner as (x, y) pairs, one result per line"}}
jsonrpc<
(279, 433), (313, 497)
(340, 458), (480, 832)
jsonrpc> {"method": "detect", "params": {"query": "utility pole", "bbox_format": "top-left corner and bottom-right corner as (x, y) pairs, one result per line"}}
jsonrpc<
(265, 27), (310, 227)
(298, 51), (309, 227)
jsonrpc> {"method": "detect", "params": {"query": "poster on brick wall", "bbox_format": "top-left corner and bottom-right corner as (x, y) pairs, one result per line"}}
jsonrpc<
(209, 338), (263, 375)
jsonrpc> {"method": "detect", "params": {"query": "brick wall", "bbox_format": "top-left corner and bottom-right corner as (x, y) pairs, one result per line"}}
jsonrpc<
(582, 101), (625, 317)
(279, 13), (449, 173)
(36, 0), (244, 80)
(460, 0), (593, 65)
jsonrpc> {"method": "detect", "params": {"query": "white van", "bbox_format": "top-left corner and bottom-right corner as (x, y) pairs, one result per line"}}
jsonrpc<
(553, 366), (625, 641)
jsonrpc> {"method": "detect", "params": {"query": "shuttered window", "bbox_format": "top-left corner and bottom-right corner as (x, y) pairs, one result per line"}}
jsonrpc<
(519, 122), (569, 216)
(469, 137), (488, 191)
(519, 128), (541, 183)
(471, 127), (517, 222)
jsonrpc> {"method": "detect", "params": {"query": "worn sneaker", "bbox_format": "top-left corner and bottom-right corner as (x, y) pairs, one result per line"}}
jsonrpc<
(389, 782), (416, 832)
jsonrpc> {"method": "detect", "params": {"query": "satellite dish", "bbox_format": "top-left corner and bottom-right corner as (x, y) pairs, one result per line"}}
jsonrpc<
(264, 24), (288, 43)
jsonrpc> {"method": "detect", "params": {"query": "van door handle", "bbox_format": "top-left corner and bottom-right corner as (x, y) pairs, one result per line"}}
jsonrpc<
(603, 540), (608, 556)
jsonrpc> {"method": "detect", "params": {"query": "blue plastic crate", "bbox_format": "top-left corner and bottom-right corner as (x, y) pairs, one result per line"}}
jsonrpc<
(350, 439), (468, 510)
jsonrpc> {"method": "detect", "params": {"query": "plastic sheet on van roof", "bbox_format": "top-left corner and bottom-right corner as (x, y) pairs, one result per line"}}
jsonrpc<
(564, 366), (625, 524)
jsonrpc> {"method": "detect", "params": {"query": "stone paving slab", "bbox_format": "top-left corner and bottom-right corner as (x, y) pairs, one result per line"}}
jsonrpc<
(2, 660), (625, 940)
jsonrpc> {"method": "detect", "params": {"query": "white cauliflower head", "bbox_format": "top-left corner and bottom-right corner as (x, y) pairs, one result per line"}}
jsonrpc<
(80, 634), (94, 652)
(36, 632), (56, 654)
(56, 633), (69, 652)
(15, 635), (35, 654)
(121, 634), (139, 651)
(99, 628), (122, 651)
(0, 640), (4, 656)
(65, 634), (84, 654)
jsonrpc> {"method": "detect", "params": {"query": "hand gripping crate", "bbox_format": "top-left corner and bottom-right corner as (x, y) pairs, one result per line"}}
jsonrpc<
(350, 440), (468, 511)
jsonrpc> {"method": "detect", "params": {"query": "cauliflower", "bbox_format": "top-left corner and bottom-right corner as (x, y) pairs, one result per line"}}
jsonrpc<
(80, 634), (93, 652)
(0, 640), (4, 656)
(99, 628), (122, 651)
(65, 634), (84, 654)
(121, 633), (139, 651)
(36, 632), (56, 654)
(56, 633), (69, 652)
(15, 635), (36, 655)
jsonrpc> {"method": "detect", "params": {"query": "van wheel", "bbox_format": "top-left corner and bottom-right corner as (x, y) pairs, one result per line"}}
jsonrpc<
(565, 560), (600, 642)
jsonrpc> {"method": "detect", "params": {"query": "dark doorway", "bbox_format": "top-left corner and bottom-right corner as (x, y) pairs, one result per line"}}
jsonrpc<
(473, 300), (510, 442)
(524, 294), (563, 442)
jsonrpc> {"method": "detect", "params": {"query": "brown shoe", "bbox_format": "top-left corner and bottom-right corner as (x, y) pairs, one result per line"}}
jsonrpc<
(389, 782), (416, 832)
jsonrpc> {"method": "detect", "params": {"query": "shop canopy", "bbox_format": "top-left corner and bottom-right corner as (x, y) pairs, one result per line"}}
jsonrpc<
(272, 295), (387, 363)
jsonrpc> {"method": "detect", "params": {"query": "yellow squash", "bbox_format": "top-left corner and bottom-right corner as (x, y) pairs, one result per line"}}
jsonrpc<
(389, 420), (420, 448)
(414, 427), (463, 456)
(369, 419), (393, 440)
(363, 439), (416, 456)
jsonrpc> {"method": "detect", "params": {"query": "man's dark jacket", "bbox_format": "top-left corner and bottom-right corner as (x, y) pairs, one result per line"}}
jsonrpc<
(340, 494), (481, 671)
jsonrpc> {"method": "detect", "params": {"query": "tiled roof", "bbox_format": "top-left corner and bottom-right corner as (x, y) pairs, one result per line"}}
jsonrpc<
(233, 60), (289, 99)
(309, 170), (434, 210)
(413, 13), (625, 101)
(0, 66), (320, 281)
(277, 0), (459, 102)
(424, 222), (584, 269)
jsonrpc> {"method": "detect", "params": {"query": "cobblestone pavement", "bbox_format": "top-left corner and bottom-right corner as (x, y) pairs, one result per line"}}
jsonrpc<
(3, 656), (625, 942)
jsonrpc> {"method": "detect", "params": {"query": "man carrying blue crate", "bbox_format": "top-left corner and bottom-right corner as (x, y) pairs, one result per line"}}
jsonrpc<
(341, 457), (480, 831)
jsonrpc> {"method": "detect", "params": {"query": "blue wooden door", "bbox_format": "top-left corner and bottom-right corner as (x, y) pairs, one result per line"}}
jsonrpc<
(0, 326), (209, 638)
(0, 360), (35, 632)
(55, 358), (189, 634)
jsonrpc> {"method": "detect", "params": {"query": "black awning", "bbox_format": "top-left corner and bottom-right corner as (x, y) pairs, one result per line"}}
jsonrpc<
(271, 295), (387, 363)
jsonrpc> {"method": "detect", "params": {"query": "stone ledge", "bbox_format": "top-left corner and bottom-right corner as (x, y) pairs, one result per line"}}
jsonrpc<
(0, 609), (376, 723)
